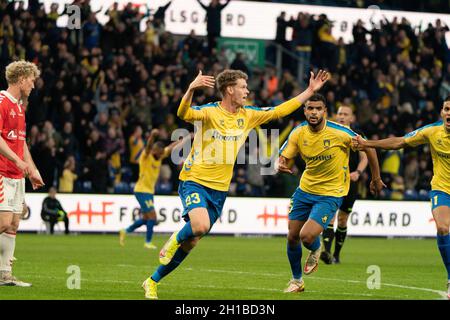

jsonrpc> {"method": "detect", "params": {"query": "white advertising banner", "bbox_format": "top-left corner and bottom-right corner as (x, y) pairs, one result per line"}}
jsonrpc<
(20, 194), (436, 237)
(30, 0), (450, 43)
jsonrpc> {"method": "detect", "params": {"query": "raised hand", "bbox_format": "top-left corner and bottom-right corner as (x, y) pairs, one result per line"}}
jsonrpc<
(308, 69), (330, 92)
(188, 70), (215, 91)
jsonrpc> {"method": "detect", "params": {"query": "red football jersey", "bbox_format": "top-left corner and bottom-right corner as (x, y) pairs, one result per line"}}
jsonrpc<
(0, 90), (26, 179)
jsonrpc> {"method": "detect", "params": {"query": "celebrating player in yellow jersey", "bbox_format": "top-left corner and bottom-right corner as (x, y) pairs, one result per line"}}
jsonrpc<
(120, 129), (191, 249)
(142, 69), (330, 299)
(353, 96), (450, 300)
(277, 94), (385, 293)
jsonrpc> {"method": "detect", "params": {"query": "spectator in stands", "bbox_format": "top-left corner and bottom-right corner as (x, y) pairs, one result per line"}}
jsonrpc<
(230, 52), (250, 77)
(59, 156), (78, 193)
(290, 12), (314, 81)
(41, 187), (70, 235)
(196, 0), (231, 52)
(152, 1), (172, 29)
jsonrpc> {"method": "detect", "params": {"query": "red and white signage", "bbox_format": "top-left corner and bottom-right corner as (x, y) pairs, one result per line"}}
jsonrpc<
(20, 194), (436, 237)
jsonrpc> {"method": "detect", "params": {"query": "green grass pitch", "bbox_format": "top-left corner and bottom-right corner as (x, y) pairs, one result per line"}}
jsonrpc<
(0, 233), (447, 300)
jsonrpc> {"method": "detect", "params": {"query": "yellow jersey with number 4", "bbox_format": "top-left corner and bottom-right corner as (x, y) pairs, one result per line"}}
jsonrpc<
(404, 120), (450, 194)
(280, 120), (357, 197)
(134, 148), (169, 194)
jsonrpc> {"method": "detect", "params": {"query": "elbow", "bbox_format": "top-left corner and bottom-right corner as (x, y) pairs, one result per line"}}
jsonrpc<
(177, 108), (186, 119)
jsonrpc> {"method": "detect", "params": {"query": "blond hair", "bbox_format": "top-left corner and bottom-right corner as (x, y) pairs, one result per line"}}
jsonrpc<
(216, 69), (248, 97)
(5, 60), (40, 85)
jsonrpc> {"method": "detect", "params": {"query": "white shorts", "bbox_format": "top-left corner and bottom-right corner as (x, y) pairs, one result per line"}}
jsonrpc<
(0, 175), (25, 214)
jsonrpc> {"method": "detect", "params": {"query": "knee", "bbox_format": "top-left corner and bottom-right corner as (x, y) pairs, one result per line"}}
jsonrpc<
(191, 222), (210, 236)
(300, 232), (315, 246)
(287, 233), (300, 246)
(436, 224), (449, 236)
(337, 214), (348, 228)
(7, 220), (18, 233)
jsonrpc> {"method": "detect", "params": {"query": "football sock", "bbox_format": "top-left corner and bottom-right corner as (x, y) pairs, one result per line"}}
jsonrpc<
(303, 236), (321, 252)
(437, 233), (450, 280)
(322, 225), (334, 253)
(287, 242), (302, 280)
(126, 218), (146, 233)
(151, 247), (189, 282)
(145, 219), (156, 243)
(176, 221), (195, 243)
(334, 227), (348, 258)
(0, 232), (16, 272)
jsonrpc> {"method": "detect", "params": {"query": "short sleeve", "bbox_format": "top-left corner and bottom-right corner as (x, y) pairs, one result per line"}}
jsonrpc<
(181, 106), (208, 122)
(404, 127), (430, 147)
(247, 106), (278, 128)
(280, 128), (301, 159)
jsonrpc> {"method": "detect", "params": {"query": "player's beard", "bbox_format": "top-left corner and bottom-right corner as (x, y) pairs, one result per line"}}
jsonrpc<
(307, 116), (324, 129)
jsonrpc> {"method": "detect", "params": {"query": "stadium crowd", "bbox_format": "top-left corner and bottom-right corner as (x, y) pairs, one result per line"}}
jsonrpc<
(0, 0), (448, 201)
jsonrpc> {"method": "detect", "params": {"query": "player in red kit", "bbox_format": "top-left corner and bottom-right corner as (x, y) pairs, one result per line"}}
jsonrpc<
(0, 61), (44, 286)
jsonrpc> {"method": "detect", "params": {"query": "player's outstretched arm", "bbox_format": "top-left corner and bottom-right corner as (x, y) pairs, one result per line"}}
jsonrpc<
(352, 135), (407, 150)
(271, 70), (330, 119)
(163, 132), (194, 159)
(144, 128), (160, 156)
(177, 71), (215, 121)
(363, 147), (386, 196)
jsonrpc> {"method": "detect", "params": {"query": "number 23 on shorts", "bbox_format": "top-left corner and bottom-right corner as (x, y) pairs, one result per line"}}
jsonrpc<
(186, 193), (201, 206)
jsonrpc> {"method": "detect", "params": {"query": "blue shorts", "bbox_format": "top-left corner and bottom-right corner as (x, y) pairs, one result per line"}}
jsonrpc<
(289, 188), (343, 229)
(430, 190), (450, 211)
(134, 192), (155, 213)
(178, 180), (227, 226)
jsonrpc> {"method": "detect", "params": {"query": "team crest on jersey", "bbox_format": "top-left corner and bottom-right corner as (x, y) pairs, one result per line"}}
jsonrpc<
(219, 120), (225, 126)
(10, 109), (16, 118)
(437, 139), (443, 146)
(322, 215), (328, 223)
(323, 139), (331, 149)
(303, 140), (308, 146)
(237, 119), (244, 129)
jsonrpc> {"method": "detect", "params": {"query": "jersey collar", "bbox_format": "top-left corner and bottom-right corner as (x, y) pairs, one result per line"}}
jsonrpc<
(0, 90), (18, 104)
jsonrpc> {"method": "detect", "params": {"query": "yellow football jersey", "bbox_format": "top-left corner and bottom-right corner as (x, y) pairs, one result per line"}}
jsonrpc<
(404, 120), (450, 194)
(280, 120), (357, 197)
(178, 99), (301, 191)
(129, 135), (144, 164)
(134, 148), (169, 194)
